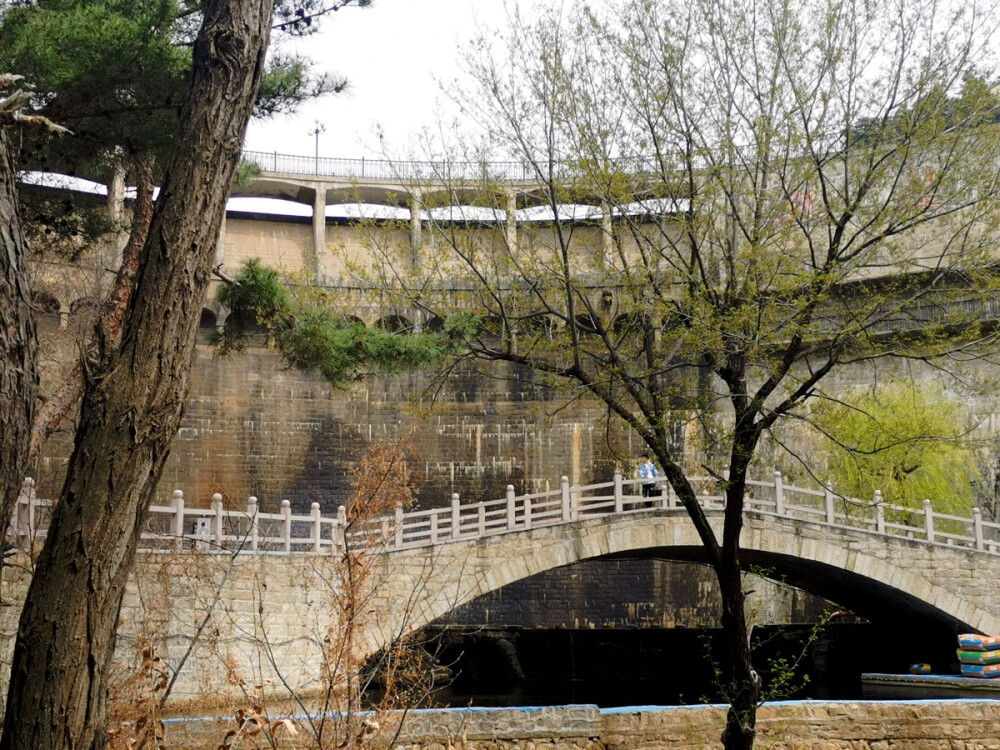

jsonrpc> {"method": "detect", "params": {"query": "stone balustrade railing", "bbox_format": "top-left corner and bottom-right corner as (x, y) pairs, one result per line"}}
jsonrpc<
(11, 470), (1000, 556)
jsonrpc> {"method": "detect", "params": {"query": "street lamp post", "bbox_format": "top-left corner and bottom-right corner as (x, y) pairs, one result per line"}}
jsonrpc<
(311, 120), (326, 175)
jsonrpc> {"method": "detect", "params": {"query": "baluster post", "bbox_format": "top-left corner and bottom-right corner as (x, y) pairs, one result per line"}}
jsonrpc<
(212, 493), (226, 549)
(663, 482), (673, 509)
(825, 488), (835, 524)
(773, 471), (785, 516)
(171, 490), (185, 546)
(478, 504), (486, 536)
(28, 478), (39, 540)
(973, 508), (985, 551)
(281, 499), (292, 553)
(334, 505), (347, 554)
(506, 485), (516, 530)
(395, 504), (405, 549)
(614, 469), (624, 513)
(430, 511), (439, 545)
(451, 493), (461, 539)
(923, 499), (935, 543)
(311, 502), (322, 553)
(14, 478), (32, 539)
(247, 496), (258, 551)
(524, 496), (533, 530)
(874, 491), (885, 534)
(561, 476), (571, 521)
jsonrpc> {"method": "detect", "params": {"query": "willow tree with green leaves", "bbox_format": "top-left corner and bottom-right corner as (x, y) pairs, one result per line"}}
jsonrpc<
(360, 0), (1000, 747)
(814, 379), (983, 514)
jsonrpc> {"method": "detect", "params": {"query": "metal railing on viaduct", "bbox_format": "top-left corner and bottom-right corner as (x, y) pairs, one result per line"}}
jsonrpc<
(12, 471), (1000, 558)
(240, 149), (666, 183)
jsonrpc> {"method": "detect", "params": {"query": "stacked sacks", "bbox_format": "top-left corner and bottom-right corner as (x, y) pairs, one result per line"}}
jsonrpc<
(957, 634), (1000, 677)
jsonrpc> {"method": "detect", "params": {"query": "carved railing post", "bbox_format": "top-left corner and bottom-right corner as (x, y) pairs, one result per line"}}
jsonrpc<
(334, 505), (346, 554)
(923, 499), (935, 543)
(561, 476), (571, 521)
(172, 489), (185, 543)
(281, 499), (292, 553)
(451, 493), (461, 539)
(247, 496), (258, 551)
(773, 471), (785, 516)
(311, 502), (322, 553)
(211, 493), (224, 549)
(614, 469), (623, 513)
(506, 485), (516, 529)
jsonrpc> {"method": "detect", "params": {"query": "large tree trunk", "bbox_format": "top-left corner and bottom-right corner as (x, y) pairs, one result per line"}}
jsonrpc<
(0, 2), (272, 748)
(0, 124), (37, 574)
(719, 450), (762, 750)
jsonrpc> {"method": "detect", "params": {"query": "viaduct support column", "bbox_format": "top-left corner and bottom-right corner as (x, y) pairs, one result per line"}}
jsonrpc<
(409, 189), (423, 271)
(505, 189), (518, 255)
(601, 201), (614, 266)
(312, 186), (326, 280)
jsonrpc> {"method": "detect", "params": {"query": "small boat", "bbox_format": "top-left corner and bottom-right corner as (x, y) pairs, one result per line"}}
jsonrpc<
(862, 672), (1000, 699)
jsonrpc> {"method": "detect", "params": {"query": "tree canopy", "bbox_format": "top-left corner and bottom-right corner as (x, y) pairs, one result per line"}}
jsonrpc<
(0, 0), (343, 181)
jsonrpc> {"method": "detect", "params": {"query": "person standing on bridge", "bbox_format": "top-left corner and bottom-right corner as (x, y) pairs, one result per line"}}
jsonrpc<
(638, 453), (660, 504)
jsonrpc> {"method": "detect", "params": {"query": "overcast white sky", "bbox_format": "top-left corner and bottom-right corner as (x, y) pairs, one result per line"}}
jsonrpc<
(243, 1), (516, 161)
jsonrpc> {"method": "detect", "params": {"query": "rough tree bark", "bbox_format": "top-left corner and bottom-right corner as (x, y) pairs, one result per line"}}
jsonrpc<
(0, 1), (272, 748)
(0, 123), (37, 578)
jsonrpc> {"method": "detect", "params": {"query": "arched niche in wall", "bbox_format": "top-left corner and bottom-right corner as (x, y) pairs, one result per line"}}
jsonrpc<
(424, 315), (446, 333)
(375, 315), (413, 334)
(573, 313), (602, 335)
(197, 308), (218, 345)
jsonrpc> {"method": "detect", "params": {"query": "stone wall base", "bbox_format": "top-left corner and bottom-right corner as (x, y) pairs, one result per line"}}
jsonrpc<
(166, 700), (1000, 749)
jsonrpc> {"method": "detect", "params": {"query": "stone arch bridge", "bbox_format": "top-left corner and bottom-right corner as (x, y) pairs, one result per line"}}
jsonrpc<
(7, 472), (997, 703)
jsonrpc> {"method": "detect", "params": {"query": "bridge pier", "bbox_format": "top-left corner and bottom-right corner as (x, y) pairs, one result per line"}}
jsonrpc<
(409, 188), (423, 269)
(505, 188), (518, 255)
(312, 186), (326, 280)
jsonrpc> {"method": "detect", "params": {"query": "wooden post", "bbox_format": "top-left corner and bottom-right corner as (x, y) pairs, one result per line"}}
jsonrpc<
(973, 507), (985, 551)
(451, 493), (461, 539)
(281, 499), (292, 553)
(172, 489), (186, 542)
(773, 471), (785, 516)
(874, 491), (885, 534)
(561, 476), (571, 521)
(247, 496), (258, 551)
(825, 488), (835, 524)
(923, 499), (935, 543)
(212, 493), (224, 549)
(311, 502), (322, 553)
(506, 485), (516, 529)
(614, 469), (623, 513)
